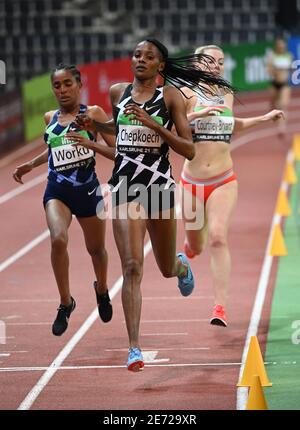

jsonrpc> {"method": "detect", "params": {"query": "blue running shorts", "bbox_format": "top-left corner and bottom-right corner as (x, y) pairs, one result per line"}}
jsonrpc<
(43, 178), (104, 217)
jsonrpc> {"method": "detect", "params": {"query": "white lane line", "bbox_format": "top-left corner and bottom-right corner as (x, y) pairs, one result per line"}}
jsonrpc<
(140, 319), (207, 323)
(0, 173), (47, 205)
(2, 315), (21, 320)
(236, 149), (292, 410)
(5, 360), (290, 373)
(142, 351), (170, 363)
(0, 138), (43, 169)
(6, 322), (51, 326)
(17, 239), (153, 411)
(105, 347), (210, 352)
(143, 296), (213, 300)
(0, 230), (50, 273)
(142, 332), (188, 336)
(2, 362), (243, 373)
(0, 299), (57, 303)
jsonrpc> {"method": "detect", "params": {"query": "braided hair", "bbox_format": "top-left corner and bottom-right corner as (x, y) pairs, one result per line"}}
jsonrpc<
(144, 38), (234, 97)
(51, 63), (81, 83)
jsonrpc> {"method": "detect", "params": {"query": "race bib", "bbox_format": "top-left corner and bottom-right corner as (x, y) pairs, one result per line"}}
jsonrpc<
(193, 106), (234, 142)
(49, 132), (94, 172)
(117, 114), (163, 154)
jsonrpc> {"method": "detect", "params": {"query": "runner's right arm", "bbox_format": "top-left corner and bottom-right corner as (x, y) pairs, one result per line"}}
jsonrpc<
(74, 83), (128, 136)
(74, 114), (116, 135)
(12, 111), (53, 184)
(12, 149), (48, 184)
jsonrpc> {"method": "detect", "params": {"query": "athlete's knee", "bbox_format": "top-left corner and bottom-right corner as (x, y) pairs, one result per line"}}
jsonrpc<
(51, 233), (68, 253)
(86, 245), (107, 260)
(208, 228), (227, 248)
(123, 259), (143, 281)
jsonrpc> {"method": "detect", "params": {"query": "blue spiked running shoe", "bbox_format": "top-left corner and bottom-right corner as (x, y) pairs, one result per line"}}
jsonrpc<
(127, 347), (144, 372)
(177, 252), (195, 297)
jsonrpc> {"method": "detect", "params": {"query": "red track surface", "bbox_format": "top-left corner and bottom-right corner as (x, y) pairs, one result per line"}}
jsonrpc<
(0, 90), (299, 410)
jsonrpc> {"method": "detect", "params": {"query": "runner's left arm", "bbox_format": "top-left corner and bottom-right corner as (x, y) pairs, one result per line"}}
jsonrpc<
(234, 110), (284, 133)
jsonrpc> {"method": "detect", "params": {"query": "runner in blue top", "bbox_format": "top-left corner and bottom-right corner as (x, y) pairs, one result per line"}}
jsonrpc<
(13, 64), (115, 336)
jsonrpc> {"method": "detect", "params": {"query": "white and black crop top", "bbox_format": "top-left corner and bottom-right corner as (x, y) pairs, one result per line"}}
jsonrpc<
(191, 92), (235, 144)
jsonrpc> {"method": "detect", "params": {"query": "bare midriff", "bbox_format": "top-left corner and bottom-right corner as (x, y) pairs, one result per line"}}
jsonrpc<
(183, 140), (232, 179)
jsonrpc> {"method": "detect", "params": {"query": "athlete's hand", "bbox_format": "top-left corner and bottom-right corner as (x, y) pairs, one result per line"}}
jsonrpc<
(12, 163), (33, 184)
(196, 107), (225, 117)
(74, 113), (96, 132)
(124, 104), (158, 130)
(188, 107), (225, 123)
(264, 109), (285, 122)
(65, 132), (95, 151)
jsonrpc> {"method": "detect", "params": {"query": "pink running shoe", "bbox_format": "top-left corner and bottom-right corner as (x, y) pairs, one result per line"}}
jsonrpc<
(210, 304), (227, 327)
(184, 241), (196, 259)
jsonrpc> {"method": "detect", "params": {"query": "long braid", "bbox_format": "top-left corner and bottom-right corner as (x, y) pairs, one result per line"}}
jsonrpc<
(145, 38), (234, 98)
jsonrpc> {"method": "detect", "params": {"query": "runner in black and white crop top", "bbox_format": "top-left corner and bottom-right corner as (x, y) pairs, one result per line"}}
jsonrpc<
(109, 84), (176, 192)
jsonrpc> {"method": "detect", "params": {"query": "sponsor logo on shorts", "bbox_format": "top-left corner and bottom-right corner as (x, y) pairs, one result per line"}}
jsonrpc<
(88, 187), (97, 196)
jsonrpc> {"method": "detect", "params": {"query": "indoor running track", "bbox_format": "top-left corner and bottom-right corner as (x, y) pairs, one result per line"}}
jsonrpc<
(0, 89), (299, 410)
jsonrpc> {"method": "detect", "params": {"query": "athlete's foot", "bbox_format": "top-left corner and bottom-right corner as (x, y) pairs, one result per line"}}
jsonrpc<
(177, 252), (195, 296)
(210, 304), (227, 327)
(127, 347), (144, 372)
(93, 281), (113, 323)
(52, 297), (76, 336)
